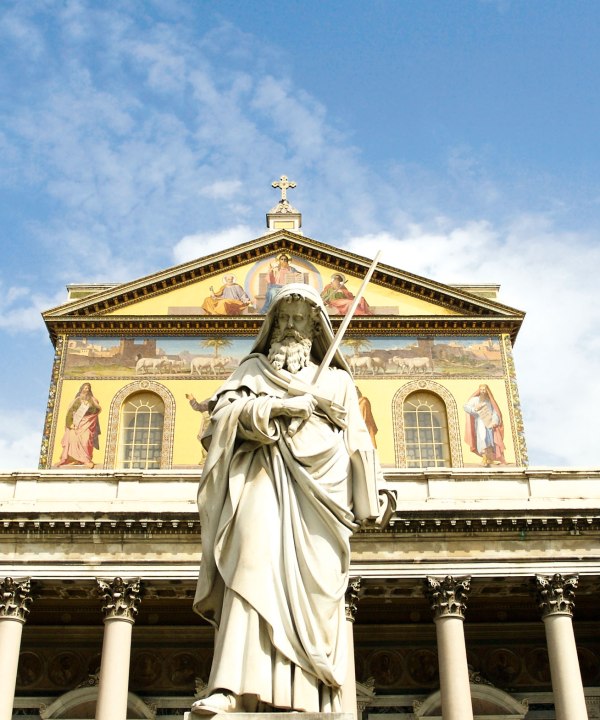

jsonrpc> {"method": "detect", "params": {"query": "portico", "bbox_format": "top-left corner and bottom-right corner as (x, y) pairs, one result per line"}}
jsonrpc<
(2, 468), (599, 719)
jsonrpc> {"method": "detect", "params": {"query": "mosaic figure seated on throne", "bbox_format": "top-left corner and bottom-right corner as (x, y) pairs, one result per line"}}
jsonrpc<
(202, 275), (253, 315)
(321, 273), (373, 316)
(259, 253), (307, 312)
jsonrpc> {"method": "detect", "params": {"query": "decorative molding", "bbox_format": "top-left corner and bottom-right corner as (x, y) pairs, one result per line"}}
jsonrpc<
(39, 335), (65, 469)
(535, 573), (578, 618)
(96, 577), (141, 622)
(413, 683), (528, 718)
(2, 511), (600, 538)
(392, 379), (463, 468)
(356, 677), (376, 717)
(586, 695), (600, 719)
(104, 381), (175, 469)
(502, 334), (529, 467)
(39, 687), (156, 719)
(345, 576), (362, 622)
(424, 575), (471, 619)
(0, 576), (32, 621)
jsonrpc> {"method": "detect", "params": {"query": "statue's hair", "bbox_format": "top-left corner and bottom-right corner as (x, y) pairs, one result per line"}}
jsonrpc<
(275, 293), (321, 331)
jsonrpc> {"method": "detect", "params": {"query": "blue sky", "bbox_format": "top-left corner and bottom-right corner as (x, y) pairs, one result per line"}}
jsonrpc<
(1, 0), (599, 467)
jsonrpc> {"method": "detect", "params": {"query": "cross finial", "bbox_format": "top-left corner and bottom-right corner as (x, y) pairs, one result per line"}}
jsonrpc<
(272, 175), (296, 202)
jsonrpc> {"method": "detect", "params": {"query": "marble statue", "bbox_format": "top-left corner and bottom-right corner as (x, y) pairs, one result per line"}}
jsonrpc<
(191, 283), (382, 715)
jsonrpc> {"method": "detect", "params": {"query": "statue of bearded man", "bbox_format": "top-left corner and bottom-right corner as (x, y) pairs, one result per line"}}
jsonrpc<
(191, 284), (382, 716)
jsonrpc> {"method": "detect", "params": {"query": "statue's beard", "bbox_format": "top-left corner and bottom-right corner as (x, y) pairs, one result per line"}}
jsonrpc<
(268, 328), (312, 374)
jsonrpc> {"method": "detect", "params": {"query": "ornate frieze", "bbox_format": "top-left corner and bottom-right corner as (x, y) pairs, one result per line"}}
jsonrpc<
(0, 576), (32, 621)
(535, 573), (578, 618)
(424, 575), (471, 619)
(345, 576), (362, 622)
(96, 577), (141, 622)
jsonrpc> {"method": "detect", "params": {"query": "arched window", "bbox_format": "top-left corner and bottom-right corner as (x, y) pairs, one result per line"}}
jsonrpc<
(403, 391), (451, 468)
(118, 391), (165, 470)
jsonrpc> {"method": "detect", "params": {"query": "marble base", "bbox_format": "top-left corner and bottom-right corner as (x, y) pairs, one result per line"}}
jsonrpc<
(184, 714), (353, 720)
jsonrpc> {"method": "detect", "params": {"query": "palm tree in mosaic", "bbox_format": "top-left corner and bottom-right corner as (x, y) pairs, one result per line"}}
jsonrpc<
(202, 337), (232, 358)
(342, 338), (372, 357)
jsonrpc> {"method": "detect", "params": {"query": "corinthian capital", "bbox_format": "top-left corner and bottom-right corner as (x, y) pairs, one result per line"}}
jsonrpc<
(425, 576), (471, 619)
(96, 577), (141, 622)
(535, 573), (578, 618)
(345, 577), (361, 622)
(0, 577), (32, 621)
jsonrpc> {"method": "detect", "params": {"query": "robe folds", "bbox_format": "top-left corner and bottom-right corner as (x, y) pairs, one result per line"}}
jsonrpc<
(193, 354), (380, 711)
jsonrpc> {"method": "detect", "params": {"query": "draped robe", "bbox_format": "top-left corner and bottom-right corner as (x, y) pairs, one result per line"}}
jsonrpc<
(193, 354), (380, 711)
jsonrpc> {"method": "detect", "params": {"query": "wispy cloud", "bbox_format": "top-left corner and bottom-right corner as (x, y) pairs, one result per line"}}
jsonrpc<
(0, 282), (64, 333)
(173, 225), (260, 264)
(0, 407), (44, 470)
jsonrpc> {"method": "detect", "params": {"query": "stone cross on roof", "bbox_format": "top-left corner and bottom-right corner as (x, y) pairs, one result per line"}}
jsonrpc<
(267, 175), (302, 233)
(272, 175), (296, 202)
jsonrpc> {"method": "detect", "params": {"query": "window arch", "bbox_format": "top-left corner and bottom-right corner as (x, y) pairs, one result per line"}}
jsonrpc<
(104, 381), (175, 469)
(392, 380), (463, 468)
(402, 391), (450, 468)
(119, 391), (164, 469)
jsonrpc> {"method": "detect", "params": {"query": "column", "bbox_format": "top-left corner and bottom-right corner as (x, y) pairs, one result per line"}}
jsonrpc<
(342, 577), (361, 720)
(95, 577), (141, 720)
(0, 577), (32, 720)
(425, 576), (473, 720)
(535, 573), (588, 720)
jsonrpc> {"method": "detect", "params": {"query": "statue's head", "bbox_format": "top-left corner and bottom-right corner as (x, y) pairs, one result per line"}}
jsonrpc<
(250, 284), (351, 374)
(267, 288), (320, 372)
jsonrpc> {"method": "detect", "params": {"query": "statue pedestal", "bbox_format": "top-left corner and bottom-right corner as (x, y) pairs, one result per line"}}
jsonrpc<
(184, 714), (353, 720)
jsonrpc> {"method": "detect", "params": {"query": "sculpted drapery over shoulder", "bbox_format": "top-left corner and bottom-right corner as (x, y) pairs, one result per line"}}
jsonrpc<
(191, 284), (382, 716)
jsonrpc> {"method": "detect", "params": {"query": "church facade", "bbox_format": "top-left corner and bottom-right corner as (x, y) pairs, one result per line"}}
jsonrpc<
(1, 187), (598, 719)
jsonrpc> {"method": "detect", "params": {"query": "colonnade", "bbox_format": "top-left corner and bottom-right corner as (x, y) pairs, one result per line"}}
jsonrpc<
(0, 573), (591, 720)
(420, 573), (589, 720)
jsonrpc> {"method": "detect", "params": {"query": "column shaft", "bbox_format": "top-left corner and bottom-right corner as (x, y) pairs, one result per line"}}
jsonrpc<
(95, 617), (134, 720)
(341, 577), (360, 720)
(341, 618), (358, 720)
(425, 576), (473, 720)
(435, 615), (474, 720)
(95, 577), (141, 720)
(0, 618), (24, 720)
(544, 613), (588, 720)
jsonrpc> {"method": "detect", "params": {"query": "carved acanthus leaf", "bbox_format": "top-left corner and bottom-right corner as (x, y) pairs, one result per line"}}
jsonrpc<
(0, 577), (32, 621)
(96, 577), (141, 621)
(536, 573), (578, 617)
(345, 576), (362, 622)
(424, 575), (471, 619)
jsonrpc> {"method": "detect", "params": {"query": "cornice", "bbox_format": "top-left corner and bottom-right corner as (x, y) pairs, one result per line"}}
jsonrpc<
(0, 510), (598, 538)
(42, 312), (523, 345)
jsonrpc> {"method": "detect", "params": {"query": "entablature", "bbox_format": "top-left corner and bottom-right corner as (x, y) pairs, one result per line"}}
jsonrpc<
(43, 314), (523, 344)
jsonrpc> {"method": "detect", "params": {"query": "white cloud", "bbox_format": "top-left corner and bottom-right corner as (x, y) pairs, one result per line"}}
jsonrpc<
(200, 180), (243, 199)
(172, 225), (259, 264)
(0, 408), (43, 470)
(0, 281), (65, 333)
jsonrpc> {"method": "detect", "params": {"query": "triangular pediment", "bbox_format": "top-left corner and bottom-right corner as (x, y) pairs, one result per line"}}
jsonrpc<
(43, 230), (524, 341)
